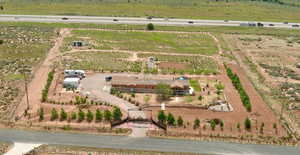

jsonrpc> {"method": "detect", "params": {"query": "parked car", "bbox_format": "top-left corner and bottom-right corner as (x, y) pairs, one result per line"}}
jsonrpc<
(257, 22), (264, 27)
(283, 22), (289, 24)
(105, 76), (112, 82)
(147, 16), (153, 20)
(224, 20), (229, 22)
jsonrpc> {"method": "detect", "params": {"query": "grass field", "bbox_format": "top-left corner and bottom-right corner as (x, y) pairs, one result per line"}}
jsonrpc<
(1, 0), (300, 22)
(66, 30), (218, 55)
(63, 51), (142, 72)
(138, 53), (219, 75)
(0, 25), (54, 119)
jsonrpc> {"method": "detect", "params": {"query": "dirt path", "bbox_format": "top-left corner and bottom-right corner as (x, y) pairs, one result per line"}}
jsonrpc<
(15, 29), (71, 120)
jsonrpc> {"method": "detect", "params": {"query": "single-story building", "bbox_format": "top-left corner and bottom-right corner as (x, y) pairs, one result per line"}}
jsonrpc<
(111, 76), (191, 95)
(63, 77), (80, 89)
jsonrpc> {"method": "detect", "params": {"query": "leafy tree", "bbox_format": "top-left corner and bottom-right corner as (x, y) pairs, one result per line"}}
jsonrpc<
(78, 109), (85, 122)
(244, 117), (251, 130)
(86, 110), (94, 122)
(104, 110), (112, 121)
(177, 116), (184, 127)
(113, 107), (123, 121)
(167, 113), (175, 126)
(146, 23), (154, 30)
(95, 109), (103, 122)
(155, 83), (173, 101)
(60, 108), (67, 121)
(193, 118), (200, 129)
(50, 108), (58, 121)
(210, 120), (216, 131)
(71, 112), (77, 120)
(39, 108), (44, 121)
(157, 110), (166, 124)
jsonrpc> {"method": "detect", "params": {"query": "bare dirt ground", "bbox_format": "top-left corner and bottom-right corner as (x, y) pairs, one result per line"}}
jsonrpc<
(15, 29), (71, 120)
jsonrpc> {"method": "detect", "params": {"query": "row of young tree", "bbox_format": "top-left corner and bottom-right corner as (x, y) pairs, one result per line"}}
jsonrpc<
(39, 107), (123, 123)
(225, 65), (251, 112)
(157, 111), (278, 134)
(41, 70), (54, 102)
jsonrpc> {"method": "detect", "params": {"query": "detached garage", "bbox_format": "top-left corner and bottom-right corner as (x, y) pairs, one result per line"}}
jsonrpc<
(63, 78), (80, 89)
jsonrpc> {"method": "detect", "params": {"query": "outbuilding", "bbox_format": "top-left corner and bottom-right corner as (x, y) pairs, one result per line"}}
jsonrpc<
(63, 77), (80, 89)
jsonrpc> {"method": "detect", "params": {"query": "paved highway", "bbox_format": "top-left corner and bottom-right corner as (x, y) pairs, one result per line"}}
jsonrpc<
(0, 14), (300, 29)
(0, 129), (300, 155)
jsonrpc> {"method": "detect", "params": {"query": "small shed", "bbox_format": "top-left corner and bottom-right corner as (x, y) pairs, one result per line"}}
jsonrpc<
(63, 78), (80, 89)
(72, 41), (87, 47)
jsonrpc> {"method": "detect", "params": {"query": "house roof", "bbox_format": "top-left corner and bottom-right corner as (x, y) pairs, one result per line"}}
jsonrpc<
(111, 76), (189, 88)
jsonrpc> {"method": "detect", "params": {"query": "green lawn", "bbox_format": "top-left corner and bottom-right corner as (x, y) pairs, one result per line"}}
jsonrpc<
(1, 0), (300, 22)
(68, 30), (218, 55)
(189, 79), (201, 92)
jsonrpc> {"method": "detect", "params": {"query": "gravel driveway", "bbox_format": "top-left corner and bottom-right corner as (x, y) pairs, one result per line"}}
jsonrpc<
(80, 73), (146, 119)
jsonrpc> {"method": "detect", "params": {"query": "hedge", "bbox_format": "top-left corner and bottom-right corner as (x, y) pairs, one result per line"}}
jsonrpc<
(41, 70), (54, 102)
(225, 65), (251, 112)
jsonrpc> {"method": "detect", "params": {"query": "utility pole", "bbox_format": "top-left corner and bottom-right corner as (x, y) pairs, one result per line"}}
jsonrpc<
(21, 61), (30, 116)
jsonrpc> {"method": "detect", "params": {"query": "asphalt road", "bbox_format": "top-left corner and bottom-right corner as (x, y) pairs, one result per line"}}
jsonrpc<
(0, 14), (300, 29)
(0, 128), (300, 155)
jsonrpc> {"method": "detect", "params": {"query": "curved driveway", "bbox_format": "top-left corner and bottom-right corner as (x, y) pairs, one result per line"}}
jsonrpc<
(0, 129), (300, 155)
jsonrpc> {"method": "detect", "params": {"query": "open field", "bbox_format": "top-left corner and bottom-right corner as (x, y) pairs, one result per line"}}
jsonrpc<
(2, 0), (300, 22)
(0, 25), (54, 120)
(64, 30), (218, 55)
(223, 34), (300, 136)
(63, 51), (142, 72)
(138, 53), (219, 75)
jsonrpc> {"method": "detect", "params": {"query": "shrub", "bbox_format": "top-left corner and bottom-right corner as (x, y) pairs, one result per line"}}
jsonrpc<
(95, 109), (103, 122)
(177, 116), (184, 127)
(198, 95), (203, 101)
(210, 120), (216, 130)
(193, 118), (200, 129)
(146, 23), (154, 30)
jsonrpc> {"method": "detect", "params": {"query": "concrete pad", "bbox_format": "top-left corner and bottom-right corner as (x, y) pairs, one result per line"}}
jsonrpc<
(5, 142), (42, 155)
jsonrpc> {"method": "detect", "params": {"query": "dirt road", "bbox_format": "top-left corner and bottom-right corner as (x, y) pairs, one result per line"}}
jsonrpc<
(15, 29), (70, 120)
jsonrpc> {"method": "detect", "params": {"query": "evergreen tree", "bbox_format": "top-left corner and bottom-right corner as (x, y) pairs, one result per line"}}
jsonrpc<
(86, 110), (94, 122)
(157, 110), (166, 124)
(177, 116), (184, 127)
(95, 109), (103, 122)
(104, 110), (112, 121)
(50, 108), (58, 121)
(244, 117), (251, 130)
(167, 113), (175, 126)
(71, 112), (77, 120)
(60, 108), (67, 121)
(210, 120), (216, 131)
(39, 107), (44, 121)
(193, 118), (200, 129)
(113, 107), (123, 121)
(78, 109), (85, 122)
